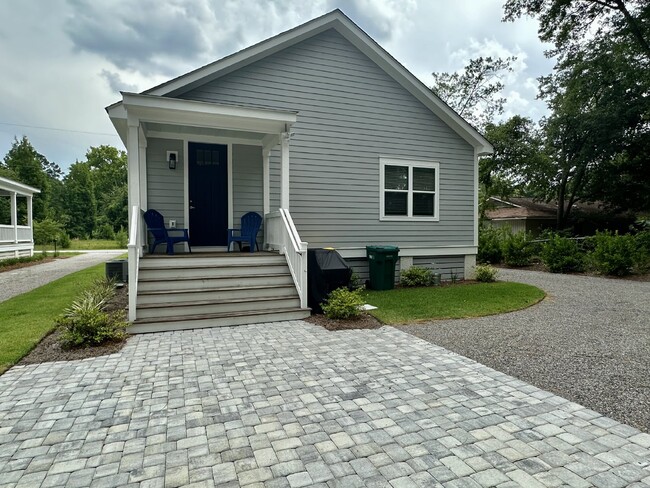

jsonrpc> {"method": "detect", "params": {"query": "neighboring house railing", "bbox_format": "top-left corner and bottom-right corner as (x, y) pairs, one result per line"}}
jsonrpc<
(127, 205), (142, 322)
(0, 225), (32, 243)
(265, 209), (308, 309)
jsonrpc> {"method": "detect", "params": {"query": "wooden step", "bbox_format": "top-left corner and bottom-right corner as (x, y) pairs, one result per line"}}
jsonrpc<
(140, 253), (286, 268)
(136, 284), (298, 305)
(137, 273), (295, 292)
(138, 264), (289, 280)
(136, 296), (301, 319)
(129, 308), (311, 333)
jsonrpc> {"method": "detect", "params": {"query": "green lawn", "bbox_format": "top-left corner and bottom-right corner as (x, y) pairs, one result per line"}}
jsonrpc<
(0, 263), (105, 374)
(36, 239), (125, 251)
(363, 282), (545, 324)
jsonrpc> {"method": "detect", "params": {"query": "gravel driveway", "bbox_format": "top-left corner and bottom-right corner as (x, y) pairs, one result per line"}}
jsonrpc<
(401, 269), (650, 433)
(0, 251), (124, 303)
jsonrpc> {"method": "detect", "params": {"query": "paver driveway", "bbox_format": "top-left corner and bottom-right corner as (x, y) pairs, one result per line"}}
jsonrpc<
(1, 321), (649, 488)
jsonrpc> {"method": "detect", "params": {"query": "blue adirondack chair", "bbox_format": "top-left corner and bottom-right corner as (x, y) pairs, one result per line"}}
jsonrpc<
(227, 212), (262, 253)
(143, 209), (191, 255)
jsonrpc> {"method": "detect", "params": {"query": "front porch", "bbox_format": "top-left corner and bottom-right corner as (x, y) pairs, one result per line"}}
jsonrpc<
(107, 93), (309, 328)
(0, 176), (40, 260)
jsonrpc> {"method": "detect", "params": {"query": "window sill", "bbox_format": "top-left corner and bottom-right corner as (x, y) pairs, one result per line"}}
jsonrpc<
(379, 216), (439, 222)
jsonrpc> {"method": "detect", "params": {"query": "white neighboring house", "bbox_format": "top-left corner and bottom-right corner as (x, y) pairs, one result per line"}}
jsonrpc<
(0, 176), (40, 260)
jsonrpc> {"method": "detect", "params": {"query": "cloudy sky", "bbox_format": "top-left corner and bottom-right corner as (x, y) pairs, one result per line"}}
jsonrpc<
(0, 0), (553, 172)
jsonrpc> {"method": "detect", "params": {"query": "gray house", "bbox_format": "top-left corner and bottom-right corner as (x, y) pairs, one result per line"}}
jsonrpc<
(107, 10), (493, 332)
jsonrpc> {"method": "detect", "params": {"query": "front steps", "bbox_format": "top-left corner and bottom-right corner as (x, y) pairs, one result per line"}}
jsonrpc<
(131, 252), (310, 333)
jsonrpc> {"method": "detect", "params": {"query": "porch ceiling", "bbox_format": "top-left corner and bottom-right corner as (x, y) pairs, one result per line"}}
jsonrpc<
(107, 92), (297, 146)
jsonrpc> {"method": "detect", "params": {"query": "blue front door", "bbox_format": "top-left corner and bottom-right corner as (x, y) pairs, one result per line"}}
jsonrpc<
(188, 142), (228, 246)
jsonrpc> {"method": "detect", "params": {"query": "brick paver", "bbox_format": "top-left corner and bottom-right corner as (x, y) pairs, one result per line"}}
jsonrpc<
(1, 321), (649, 487)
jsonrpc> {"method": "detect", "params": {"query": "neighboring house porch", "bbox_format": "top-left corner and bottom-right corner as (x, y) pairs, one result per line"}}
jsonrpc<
(0, 176), (40, 260)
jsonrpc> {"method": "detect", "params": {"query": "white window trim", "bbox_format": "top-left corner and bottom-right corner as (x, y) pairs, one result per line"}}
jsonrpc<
(379, 158), (440, 221)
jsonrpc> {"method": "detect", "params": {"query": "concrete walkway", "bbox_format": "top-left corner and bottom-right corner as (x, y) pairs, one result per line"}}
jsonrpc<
(1, 321), (649, 487)
(0, 251), (124, 303)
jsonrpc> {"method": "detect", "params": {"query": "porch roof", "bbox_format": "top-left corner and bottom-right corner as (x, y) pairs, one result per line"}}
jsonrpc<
(106, 93), (298, 146)
(0, 176), (40, 197)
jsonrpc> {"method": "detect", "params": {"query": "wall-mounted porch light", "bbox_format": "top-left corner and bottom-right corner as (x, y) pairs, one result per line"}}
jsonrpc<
(167, 151), (178, 170)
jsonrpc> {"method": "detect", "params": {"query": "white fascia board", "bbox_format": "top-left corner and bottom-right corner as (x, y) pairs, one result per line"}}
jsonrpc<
(108, 93), (297, 137)
(0, 176), (41, 195)
(489, 196), (522, 208)
(336, 246), (478, 259)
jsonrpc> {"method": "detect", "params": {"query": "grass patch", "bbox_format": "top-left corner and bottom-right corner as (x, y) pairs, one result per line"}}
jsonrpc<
(363, 282), (545, 324)
(0, 263), (105, 374)
(36, 239), (124, 251)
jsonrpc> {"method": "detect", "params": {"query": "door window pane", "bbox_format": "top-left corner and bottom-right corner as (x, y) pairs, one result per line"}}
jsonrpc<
(413, 193), (434, 216)
(413, 167), (435, 191)
(385, 165), (408, 190)
(385, 192), (408, 215)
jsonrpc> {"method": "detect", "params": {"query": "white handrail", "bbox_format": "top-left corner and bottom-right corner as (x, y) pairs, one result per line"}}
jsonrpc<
(127, 205), (141, 321)
(266, 209), (308, 309)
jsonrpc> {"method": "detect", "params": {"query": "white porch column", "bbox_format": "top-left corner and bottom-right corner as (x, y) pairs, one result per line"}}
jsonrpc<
(10, 191), (17, 257)
(127, 116), (141, 241)
(262, 148), (271, 216)
(27, 195), (33, 256)
(138, 127), (147, 254)
(280, 132), (290, 209)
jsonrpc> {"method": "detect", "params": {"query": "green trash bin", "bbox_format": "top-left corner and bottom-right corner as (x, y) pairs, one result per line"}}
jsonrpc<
(366, 245), (400, 290)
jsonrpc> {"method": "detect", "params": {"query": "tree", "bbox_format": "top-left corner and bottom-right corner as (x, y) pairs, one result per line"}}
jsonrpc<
(504, 0), (650, 225)
(481, 116), (551, 199)
(431, 56), (516, 131)
(85, 145), (127, 232)
(2, 136), (50, 220)
(503, 0), (650, 60)
(63, 162), (96, 238)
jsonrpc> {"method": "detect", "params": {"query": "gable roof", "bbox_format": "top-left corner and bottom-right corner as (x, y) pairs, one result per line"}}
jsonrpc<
(142, 9), (493, 155)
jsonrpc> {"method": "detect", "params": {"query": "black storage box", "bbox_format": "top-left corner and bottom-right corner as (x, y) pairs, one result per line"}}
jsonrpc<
(307, 249), (353, 314)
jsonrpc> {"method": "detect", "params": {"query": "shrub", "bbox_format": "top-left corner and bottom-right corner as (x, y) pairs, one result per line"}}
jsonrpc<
(0, 253), (47, 269)
(478, 225), (505, 264)
(95, 222), (115, 240)
(540, 234), (584, 273)
(400, 266), (433, 287)
(115, 227), (128, 248)
(502, 231), (533, 267)
(57, 278), (127, 348)
(33, 218), (69, 247)
(321, 287), (364, 320)
(634, 230), (650, 273)
(474, 264), (498, 282)
(588, 231), (636, 276)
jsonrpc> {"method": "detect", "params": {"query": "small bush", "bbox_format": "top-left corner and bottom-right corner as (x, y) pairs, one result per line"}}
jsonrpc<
(57, 278), (127, 348)
(400, 266), (433, 287)
(474, 264), (498, 282)
(540, 235), (584, 273)
(478, 225), (505, 264)
(115, 227), (128, 248)
(321, 287), (364, 320)
(95, 223), (115, 240)
(33, 218), (69, 247)
(502, 231), (533, 267)
(588, 231), (636, 276)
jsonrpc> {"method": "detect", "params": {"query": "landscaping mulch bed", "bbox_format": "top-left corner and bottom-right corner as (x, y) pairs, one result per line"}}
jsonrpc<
(305, 313), (383, 331)
(17, 285), (129, 366)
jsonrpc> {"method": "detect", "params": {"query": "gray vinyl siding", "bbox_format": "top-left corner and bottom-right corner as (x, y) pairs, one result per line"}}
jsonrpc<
(146, 138), (185, 253)
(413, 256), (466, 281)
(232, 144), (264, 248)
(178, 29), (475, 250)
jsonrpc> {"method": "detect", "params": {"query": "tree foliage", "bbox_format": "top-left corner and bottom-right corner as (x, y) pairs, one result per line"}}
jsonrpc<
(63, 162), (96, 239)
(431, 56), (516, 131)
(502, 0), (650, 227)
